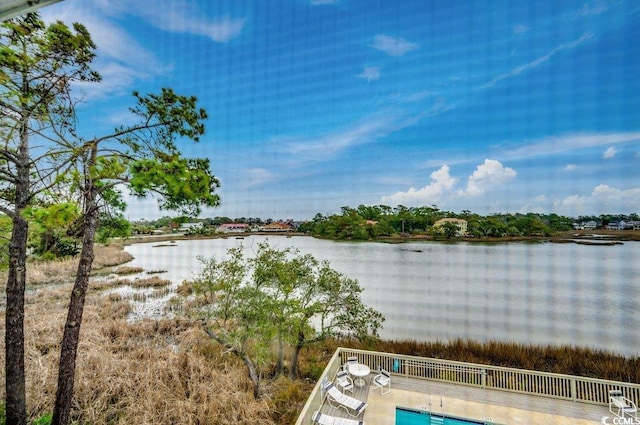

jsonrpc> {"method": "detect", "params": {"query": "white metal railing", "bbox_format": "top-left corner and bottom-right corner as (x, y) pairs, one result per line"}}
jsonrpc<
(295, 347), (640, 424)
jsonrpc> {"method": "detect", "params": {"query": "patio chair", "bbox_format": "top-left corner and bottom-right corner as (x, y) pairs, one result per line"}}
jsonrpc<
(335, 369), (354, 393)
(321, 381), (367, 417)
(609, 389), (638, 418)
(312, 411), (364, 425)
(372, 368), (391, 395)
(345, 356), (359, 377)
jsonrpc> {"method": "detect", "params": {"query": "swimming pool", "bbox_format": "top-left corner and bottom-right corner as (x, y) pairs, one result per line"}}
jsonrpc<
(396, 407), (493, 425)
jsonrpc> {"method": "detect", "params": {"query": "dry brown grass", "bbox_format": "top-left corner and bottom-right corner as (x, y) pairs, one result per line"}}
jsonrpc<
(16, 245), (135, 286)
(176, 280), (194, 296)
(0, 244), (314, 423)
(114, 265), (144, 275)
(332, 337), (640, 383)
(0, 284), (277, 424)
(129, 276), (172, 288)
(103, 276), (172, 289)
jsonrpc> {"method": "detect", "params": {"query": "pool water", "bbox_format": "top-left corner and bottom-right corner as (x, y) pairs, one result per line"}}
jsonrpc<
(396, 407), (489, 425)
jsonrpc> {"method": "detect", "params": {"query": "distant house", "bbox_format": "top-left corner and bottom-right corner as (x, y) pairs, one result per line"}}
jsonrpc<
(433, 218), (468, 236)
(259, 222), (292, 232)
(574, 220), (598, 230)
(607, 220), (640, 231)
(365, 220), (378, 226)
(179, 222), (203, 232)
(216, 223), (249, 233)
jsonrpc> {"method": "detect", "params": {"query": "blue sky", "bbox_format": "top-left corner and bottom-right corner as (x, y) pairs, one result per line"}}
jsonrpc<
(41, 0), (640, 220)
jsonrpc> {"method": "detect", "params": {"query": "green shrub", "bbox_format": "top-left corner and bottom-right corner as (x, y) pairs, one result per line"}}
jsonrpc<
(32, 413), (52, 425)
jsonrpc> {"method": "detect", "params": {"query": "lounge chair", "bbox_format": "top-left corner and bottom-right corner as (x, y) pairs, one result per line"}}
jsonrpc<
(609, 389), (638, 418)
(321, 381), (367, 417)
(312, 411), (364, 425)
(372, 369), (391, 395)
(335, 370), (354, 393)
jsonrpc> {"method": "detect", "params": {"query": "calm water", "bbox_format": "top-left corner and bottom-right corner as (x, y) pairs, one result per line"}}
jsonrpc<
(124, 235), (640, 357)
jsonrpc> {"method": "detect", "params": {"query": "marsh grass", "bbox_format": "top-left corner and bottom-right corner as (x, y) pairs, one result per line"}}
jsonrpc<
(10, 245), (136, 286)
(331, 338), (640, 383)
(1, 286), (276, 424)
(114, 266), (144, 275)
(130, 292), (148, 302)
(130, 276), (171, 288)
(106, 276), (172, 289)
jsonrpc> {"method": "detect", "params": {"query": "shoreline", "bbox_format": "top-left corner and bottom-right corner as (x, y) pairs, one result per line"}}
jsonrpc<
(121, 229), (640, 247)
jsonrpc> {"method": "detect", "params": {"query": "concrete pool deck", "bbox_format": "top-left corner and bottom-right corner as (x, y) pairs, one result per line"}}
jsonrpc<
(317, 375), (607, 424)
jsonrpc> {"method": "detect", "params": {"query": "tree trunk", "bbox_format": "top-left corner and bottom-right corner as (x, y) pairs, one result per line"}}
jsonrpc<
(5, 215), (29, 425)
(289, 330), (305, 379)
(52, 147), (99, 425)
(276, 335), (284, 376)
(200, 322), (262, 399)
(5, 123), (32, 425)
(241, 353), (261, 399)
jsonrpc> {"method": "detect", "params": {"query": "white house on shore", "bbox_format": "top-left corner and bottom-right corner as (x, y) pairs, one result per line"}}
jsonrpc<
(432, 218), (468, 236)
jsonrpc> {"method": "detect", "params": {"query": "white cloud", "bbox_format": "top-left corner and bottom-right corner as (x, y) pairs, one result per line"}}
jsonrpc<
(564, 164), (577, 171)
(512, 24), (530, 35)
(42, 3), (170, 100)
(503, 132), (640, 160)
(553, 194), (589, 214)
(381, 165), (457, 205)
(575, 1), (609, 17)
(141, 9), (245, 43)
(592, 184), (640, 203)
(284, 109), (420, 162)
(553, 184), (640, 216)
(461, 159), (516, 196)
(356, 66), (381, 81)
(517, 202), (546, 215)
(371, 34), (419, 57)
(97, 0), (246, 43)
(603, 146), (616, 158)
(243, 168), (277, 189)
(479, 33), (591, 90)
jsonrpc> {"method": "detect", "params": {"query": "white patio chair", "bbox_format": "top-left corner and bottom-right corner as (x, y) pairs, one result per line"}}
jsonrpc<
(372, 368), (391, 395)
(321, 381), (367, 417)
(312, 410), (364, 425)
(335, 369), (354, 393)
(609, 389), (638, 418)
(345, 356), (359, 378)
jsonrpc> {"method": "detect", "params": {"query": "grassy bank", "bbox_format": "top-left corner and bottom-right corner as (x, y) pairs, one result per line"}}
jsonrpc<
(1, 243), (639, 423)
(0, 244), (134, 288)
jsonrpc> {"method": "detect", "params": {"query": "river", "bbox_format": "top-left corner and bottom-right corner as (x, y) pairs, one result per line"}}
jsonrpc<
(123, 235), (640, 357)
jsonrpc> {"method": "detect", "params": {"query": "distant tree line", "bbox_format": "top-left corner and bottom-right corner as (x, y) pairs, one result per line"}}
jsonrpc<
(298, 205), (584, 240)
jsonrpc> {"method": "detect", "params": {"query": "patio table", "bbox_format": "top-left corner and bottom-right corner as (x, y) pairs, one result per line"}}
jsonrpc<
(348, 363), (371, 388)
